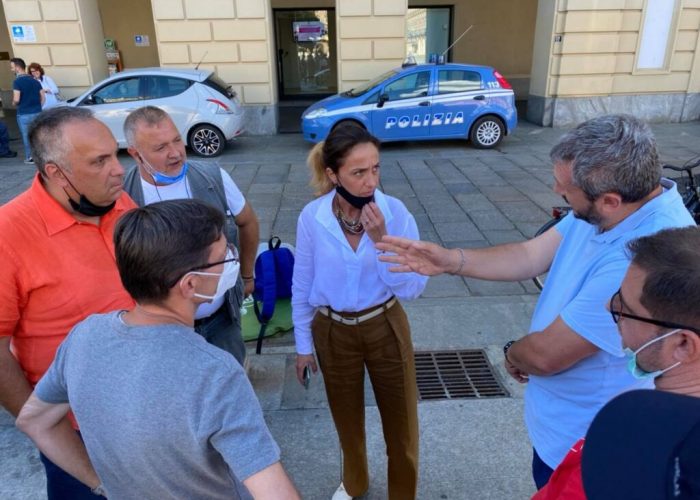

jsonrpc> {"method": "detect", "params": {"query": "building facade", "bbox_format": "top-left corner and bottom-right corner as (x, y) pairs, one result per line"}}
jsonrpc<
(0, 0), (698, 133)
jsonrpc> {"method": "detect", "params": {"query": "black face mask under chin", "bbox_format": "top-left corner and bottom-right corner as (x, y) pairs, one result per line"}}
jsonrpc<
(335, 183), (374, 209)
(64, 190), (116, 217)
(56, 166), (116, 217)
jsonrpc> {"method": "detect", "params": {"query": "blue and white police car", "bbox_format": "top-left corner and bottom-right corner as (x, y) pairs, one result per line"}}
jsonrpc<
(302, 62), (517, 149)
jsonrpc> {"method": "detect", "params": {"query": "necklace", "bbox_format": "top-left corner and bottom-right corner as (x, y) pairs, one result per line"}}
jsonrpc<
(334, 197), (364, 234)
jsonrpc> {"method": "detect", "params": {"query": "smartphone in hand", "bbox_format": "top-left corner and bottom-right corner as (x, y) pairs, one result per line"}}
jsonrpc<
(303, 365), (311, 390)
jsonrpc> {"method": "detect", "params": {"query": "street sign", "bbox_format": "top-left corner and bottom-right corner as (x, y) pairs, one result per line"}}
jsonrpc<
(11, 25), (36, 43)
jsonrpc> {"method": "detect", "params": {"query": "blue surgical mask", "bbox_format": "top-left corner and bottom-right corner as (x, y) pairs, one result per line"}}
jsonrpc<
(140, 153), (188, 185)
(623, 328), (682, 379)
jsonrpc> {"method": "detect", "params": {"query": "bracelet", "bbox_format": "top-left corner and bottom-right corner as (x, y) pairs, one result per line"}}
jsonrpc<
(452, 248), (466, 275)
(503, 340), (516, 364)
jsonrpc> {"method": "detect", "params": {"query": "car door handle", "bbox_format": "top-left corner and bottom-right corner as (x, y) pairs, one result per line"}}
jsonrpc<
(473, 95), (486, 101)
(418, 101), (430, 106)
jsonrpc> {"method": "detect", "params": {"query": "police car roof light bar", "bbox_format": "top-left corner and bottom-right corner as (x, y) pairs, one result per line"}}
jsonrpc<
(440, 25), (474, 61)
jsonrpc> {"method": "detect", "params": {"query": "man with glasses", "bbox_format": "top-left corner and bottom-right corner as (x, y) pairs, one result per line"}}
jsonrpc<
(0, 107), (136, 498)
(16, 199), (300, 499)
(122, 106), (259, 365)
(377, 114), (695, 488)
(533, 226), (700, 499)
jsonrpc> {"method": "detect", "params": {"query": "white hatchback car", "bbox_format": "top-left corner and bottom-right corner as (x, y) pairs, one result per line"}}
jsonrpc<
(64, 67), (243, 157)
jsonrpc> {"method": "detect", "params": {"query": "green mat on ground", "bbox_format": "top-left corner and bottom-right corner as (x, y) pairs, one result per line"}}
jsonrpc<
(240, 296), (293, 342)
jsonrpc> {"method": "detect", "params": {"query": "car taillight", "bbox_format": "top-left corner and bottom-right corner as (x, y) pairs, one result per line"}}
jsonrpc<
(493, 71), (512, 89)
(206, 98), (232, 113)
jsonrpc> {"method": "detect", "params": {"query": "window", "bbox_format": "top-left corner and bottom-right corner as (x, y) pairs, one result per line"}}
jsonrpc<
(143, 76), (191, 100)
(438, 70), (481, 94)
(92, 77), (141, 104)
(636, 0), (679, 71)
(383, 71), (431, 101)
(406, 7), (451, 64)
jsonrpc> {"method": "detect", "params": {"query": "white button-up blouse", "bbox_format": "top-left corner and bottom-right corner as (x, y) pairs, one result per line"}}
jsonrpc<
(292, 189), (428, 355)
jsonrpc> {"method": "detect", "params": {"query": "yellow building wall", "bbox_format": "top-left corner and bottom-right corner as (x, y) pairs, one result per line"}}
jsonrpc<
(97, 0), (160, 69)
(409, 0), (538, 97)
(336, 0), (407, 92)
(2, 0), (108, 100)
(547, 0), (700, 97)
(151, 0), (275, 106)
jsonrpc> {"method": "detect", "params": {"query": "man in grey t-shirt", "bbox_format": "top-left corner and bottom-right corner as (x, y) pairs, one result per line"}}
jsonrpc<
(15, 199), (299, 499)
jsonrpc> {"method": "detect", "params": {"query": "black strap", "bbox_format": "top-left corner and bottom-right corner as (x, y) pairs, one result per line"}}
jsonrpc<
(255, 322), (268, 355)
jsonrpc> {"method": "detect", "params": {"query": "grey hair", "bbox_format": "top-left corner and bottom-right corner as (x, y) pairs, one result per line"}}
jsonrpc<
(123, 106), (170, 147)
(550, 114), (660, 203)
(28, 107), (95, 176)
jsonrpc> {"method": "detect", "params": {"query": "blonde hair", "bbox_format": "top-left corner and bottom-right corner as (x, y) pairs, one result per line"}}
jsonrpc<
(306, 123), (381, 197)
(308, 141), (334, 196)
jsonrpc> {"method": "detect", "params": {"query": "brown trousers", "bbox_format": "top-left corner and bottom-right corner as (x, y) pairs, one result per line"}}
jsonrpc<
(312, 301), (419, 500)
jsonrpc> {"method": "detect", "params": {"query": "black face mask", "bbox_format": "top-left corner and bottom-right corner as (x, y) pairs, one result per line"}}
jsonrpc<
(335, 183), (374, 209)
(57, 166), (116, 217)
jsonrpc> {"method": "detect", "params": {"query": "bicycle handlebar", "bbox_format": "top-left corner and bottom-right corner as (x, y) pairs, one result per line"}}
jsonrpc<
(663, 157), (700, 173)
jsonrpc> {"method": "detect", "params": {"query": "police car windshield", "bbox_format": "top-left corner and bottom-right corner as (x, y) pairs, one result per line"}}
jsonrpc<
(343, 69), (398, 97)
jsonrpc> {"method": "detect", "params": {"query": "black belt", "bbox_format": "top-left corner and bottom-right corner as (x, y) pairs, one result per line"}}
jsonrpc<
(194, 303), (227, 329)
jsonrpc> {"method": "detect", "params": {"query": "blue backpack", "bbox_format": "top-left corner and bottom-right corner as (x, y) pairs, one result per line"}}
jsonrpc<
(253, 236), (294, 354)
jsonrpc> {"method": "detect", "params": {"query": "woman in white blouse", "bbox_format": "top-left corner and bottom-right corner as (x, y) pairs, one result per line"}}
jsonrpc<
(28, 62), (60, 109)
(292, 124), (428, 500)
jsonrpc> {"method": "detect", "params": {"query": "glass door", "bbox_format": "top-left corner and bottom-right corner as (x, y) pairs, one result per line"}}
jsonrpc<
(406, 7), (452, 63)
(274, 9), (338, 99)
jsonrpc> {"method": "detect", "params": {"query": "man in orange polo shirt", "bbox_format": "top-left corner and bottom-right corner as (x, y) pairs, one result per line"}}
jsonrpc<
(0, 107), (135, 499)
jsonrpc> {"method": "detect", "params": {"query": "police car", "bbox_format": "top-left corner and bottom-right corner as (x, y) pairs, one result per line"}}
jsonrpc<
(302, 62), (517, 149)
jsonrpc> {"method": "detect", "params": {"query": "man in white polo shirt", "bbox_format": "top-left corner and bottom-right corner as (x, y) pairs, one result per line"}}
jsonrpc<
(123, 106), (259, 365)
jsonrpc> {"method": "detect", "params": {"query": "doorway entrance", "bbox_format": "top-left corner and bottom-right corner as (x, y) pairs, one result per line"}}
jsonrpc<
(274, 8), (337, 132)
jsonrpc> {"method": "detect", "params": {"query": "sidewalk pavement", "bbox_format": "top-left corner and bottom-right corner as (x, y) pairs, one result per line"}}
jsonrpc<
(1, 120), (699, 499)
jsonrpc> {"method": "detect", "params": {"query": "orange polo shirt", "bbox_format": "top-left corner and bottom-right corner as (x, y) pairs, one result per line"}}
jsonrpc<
(0, 174), (136, 385)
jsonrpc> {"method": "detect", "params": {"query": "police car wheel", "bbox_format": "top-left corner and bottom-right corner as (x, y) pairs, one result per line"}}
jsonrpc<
(332, 119), (365, 132)
(189, 125), (225, 157)
(470, 116), (504, 149)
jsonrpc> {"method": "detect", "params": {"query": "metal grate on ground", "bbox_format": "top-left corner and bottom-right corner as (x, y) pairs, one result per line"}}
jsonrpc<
(414, 350), (509, 401)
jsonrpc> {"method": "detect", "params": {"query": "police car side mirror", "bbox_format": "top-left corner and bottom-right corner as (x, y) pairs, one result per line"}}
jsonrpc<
(377, 93), (389, 108)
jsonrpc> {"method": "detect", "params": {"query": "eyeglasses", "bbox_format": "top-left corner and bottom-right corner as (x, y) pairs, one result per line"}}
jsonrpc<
(186, 244), (239, 273)
(609, 288), (699, 334)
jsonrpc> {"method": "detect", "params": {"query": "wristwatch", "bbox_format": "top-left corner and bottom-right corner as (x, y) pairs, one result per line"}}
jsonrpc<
(91, 484), (107, 497)
(503, 340), (516, 363)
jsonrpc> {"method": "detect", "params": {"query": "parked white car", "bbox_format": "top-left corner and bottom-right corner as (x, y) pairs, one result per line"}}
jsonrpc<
(63, 68), (243, 157)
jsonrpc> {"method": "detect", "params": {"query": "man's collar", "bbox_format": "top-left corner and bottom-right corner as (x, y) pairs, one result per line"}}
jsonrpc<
(31, 174), (131, 236)
(592, 178), (677, 243)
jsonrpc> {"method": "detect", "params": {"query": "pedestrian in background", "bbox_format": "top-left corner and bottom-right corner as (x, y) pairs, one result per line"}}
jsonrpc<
(292, 124), (428, 500)
(10, 57), (43, 163)
(0, 120), (17, 158)
(28, 62), (60, 109)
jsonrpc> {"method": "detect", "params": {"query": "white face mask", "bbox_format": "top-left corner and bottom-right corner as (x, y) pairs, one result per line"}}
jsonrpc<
(185, 249), (240, 302)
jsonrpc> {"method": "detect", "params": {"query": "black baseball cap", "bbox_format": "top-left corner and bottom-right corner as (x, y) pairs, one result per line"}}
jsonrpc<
(582, 389), (700, 499)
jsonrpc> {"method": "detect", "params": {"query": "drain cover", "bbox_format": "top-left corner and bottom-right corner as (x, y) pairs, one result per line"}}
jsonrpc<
(415, 350), (509, 400)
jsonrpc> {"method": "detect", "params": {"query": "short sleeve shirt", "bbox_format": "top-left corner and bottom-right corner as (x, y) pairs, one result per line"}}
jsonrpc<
(0, 175), (136, 384)
(524, 179), (695, 469)
(13, 74), (43, 115)
(35, 312), (280, 499)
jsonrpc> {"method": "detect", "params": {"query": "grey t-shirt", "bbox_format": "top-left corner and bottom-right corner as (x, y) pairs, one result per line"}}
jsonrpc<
(35, 311), (280, 500)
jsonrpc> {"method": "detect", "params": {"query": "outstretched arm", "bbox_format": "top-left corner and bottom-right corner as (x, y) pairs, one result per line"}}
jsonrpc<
(376, 224), (562, 281)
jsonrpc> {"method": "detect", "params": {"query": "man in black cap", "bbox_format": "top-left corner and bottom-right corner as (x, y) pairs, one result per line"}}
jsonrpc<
(583, 389), (700, 499)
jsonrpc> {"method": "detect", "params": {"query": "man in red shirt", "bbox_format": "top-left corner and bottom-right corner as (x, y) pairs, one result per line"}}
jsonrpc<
(0, 107), (135, 499)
